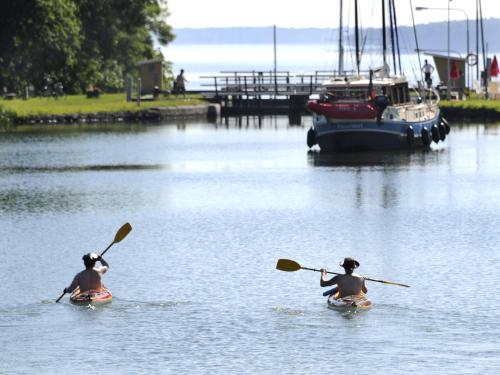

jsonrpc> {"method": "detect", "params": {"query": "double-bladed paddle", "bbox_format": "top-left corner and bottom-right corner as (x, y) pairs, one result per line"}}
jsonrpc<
(276, 258), (410, 288)
(56, 223), (133, 303)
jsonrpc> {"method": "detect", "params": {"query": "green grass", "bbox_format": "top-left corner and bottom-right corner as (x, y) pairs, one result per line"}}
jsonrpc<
(0, 93), (207, 117)
(440, 98), (500, 112)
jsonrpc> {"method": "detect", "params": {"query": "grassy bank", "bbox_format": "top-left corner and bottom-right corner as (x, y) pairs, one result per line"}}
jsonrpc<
(441, 98), (500, 111)
(0, 93), (206, 117)
(440, 98), (500, 120)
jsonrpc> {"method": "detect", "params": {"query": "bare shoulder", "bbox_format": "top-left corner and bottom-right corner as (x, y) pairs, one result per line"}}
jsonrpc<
(96, 266), (108, 275)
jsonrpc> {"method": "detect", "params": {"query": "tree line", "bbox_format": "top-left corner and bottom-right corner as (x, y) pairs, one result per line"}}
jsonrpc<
(0, 0), (174, 95)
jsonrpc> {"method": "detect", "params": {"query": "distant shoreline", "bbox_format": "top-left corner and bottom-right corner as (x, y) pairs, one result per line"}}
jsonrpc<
(171, 19), (500, 52)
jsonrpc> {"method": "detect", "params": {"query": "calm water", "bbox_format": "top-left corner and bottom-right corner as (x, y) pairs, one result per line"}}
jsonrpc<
(1, 117), (500, 374)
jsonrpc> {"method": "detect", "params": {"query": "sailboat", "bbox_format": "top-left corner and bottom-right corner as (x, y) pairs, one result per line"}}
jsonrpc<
(306, 0), (449, 152)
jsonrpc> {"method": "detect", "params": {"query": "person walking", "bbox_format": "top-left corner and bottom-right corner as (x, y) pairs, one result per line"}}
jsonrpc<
(174, 69), (188, 95)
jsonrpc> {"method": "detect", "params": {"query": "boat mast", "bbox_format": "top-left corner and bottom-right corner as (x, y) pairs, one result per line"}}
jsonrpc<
(476, 0), (479, 81)
(338, 0), (344, 74)
(479, 0), (488, 99)
(409, 0), (424, 94)
(382, 0), (387, 69)
(355, 0), (360, 75)
(388, 0), (396, 74)
(391, 0), (402, 75)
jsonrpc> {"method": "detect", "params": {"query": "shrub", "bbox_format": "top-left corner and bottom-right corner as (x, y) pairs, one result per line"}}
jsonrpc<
(0, 104), (16, 127)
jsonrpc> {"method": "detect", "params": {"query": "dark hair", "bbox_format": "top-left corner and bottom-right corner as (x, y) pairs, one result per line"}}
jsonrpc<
(82, 254), (96, 268)
(340, 257), (360, 274)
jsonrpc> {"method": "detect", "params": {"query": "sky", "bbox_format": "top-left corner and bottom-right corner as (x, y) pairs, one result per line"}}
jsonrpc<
(166, 0), (499, 28)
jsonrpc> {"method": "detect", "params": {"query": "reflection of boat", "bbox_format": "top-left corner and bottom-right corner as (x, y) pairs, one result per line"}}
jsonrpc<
(307, 148), (441, 168)
(306, 0), (449, 152)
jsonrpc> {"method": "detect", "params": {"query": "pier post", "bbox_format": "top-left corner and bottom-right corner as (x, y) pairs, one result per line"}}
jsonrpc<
(126, 76), (132, 102)
(137, 78), (141, 106)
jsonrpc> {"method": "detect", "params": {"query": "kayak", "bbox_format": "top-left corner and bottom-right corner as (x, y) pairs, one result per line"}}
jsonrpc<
(70, 287), (112, 305)
(327, 292), (372, 310)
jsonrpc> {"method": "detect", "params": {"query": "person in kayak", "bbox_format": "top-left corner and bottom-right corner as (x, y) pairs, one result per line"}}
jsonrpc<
(63, 253), (109, 294)
(320, 257), (367, 297)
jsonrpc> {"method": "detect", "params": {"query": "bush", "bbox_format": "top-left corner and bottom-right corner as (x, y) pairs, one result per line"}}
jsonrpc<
(86, 87), (101, 98)
(0, 104), (16, 127)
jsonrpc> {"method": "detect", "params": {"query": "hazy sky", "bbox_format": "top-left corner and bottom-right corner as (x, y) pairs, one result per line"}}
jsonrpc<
(167, 0), (498, 28)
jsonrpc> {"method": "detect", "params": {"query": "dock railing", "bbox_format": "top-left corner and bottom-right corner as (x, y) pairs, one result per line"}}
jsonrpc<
(200, 70), (350, 98)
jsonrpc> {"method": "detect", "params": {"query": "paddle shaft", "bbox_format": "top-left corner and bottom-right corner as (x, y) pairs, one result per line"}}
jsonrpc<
(301, 266), (410, 288)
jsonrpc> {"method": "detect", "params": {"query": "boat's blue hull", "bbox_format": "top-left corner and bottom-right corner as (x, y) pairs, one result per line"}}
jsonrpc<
(311, 110), (442, 152)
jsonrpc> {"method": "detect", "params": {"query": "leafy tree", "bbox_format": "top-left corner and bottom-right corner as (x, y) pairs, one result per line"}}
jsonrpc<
(0, 0), (175, 94)
(0, 0), (81, 94)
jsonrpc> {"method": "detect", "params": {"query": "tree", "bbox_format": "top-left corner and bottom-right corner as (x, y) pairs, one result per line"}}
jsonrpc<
(0, 0), (81, 94)
(0, 0), (175, 94)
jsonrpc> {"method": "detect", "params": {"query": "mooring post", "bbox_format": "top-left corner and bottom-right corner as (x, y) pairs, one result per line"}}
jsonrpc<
(137, 78), (141, 106)
(126, 76), (132, 102)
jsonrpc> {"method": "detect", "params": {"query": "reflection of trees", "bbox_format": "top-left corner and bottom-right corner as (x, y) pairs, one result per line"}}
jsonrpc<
(0, 189), (87, 214)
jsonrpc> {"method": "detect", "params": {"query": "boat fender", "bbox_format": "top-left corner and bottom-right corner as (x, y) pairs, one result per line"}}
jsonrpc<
(421, 127), (431, 146)
(307, 127), (316, 148)
(438, 122), (446, 141)
(431, 124), (440, 143)
(406, 125), (415, 145)
(441, 116), (451, 134)
(374, 95), (389, 124)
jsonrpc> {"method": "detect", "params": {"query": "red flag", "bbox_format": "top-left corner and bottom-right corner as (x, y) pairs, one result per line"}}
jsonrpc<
(450, 61), (459, 80)
(491, 55), (499, 77)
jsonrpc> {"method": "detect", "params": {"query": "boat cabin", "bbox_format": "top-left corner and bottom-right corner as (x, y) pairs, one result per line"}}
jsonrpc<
(322, 77), (411, 105)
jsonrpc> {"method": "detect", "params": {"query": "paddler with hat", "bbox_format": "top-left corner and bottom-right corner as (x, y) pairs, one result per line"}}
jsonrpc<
(320, 257), (367, 297)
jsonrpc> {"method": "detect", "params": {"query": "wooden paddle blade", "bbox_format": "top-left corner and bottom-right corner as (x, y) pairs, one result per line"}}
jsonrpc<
(114, 223), (132, 243)
(276, 259), (301, 272)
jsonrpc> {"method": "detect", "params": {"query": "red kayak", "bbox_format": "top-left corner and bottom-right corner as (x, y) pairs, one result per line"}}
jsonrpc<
(70, 287), (112, 305)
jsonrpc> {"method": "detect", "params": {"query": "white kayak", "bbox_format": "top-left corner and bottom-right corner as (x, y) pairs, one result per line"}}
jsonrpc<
(327, 292), (372, 310)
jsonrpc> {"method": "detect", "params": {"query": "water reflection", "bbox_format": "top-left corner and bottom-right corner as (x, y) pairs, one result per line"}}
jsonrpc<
(307, 149), (449, 209)
(0, 164), (165, 174)
(306, 149), (443, 168)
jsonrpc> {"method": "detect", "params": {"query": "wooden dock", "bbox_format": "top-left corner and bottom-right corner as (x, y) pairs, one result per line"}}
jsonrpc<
(199, 70), (342, 116)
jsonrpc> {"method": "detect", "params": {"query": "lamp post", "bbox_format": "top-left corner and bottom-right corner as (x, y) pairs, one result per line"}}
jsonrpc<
(416, 5), (470, 98)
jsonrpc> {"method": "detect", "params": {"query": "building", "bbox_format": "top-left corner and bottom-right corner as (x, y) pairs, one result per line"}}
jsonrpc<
(137, 58), (164, 94)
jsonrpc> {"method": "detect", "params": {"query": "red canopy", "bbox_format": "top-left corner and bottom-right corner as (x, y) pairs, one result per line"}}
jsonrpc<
(450, 61), (459, 80)
(491, 55), (499, 77)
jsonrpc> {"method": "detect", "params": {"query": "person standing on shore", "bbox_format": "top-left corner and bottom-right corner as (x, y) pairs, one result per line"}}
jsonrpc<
(174, 69), (188, 95)
(422, 59), (435, 89)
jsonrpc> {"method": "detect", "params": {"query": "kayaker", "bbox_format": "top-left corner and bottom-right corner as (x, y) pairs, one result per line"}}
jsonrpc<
(320, 257), (367, 297)
(63, 253), (109, 294)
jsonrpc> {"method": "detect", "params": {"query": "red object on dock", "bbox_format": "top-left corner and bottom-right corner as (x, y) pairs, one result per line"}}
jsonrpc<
(491, 55), (499, 77)
(450, 61), (459, 80)
(307, 101), (377, 120)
